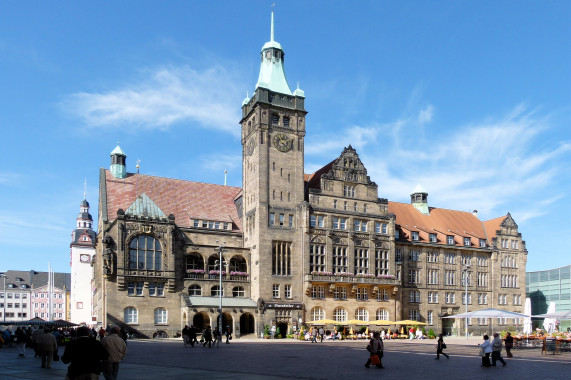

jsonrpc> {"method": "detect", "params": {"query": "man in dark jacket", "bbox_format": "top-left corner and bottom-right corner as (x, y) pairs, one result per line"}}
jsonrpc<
(62, 326), (109, 379)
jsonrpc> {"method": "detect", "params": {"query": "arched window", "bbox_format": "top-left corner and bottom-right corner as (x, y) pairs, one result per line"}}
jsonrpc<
(124, 307), (138, 324)
(186, 254), (204, 271)
(232, 286), (245, 297)
(188, 285), (201, 296)
(376, 308), (389, 321)
(208, 255), (222, 273)
(355, 308), (369, 321)
(229, 256), (247, 273)
(211, 286), (224, 297)
(310, 307), (325, 321)
(333, 307), (347, 322)
(154, 308), (167, 324)
(129, 236), (162, 270)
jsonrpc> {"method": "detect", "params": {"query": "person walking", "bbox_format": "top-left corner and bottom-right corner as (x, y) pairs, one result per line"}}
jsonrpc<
(409, 327), (414, 340)
(62, 326), (109, 380)
(491, 333), (507, 367)
(504, 332), (514, 358)
(15, 327), (27, 357)
(101, 327), (127, 380)
(225, 327), (232, 344)
(212, 327), (222, 348)
(478, 334), (492, 368)
(189, 325), (198, 347)
(98, 327), (106, 341)
(32, 326), (44, 357)
(202, 326), (213, 348)
(435, 333), (449, 360)
(311, 327), (318, 343)
(182, 325), (190, 347)
(318, 327), (325, 342)
(38, 327), (58, 369)
(364, 331), (384, 369)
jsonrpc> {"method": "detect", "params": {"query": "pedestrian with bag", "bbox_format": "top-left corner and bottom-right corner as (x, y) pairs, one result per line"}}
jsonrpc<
(225, 327), (232, 344)
(62, 326), (109, 380)
(435, 333), (449, 360)
(364, 331), (384, 369)
(478, 334), (492, 368)
(491, 333), (507, 367)
(202, 326), (213, 348)
(101, 326), (127, 380)
(504, 332), (514, 358)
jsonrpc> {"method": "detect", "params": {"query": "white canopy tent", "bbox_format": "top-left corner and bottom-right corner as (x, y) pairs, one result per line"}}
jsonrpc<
(533, 310), (571, 319)
(523, 298), (533, 335)
(543, 302), (557, 333)
(442, 308), (530, 336)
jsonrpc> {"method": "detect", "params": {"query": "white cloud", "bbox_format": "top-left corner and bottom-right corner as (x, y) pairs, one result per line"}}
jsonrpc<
(418, 104), (434, 124)
(62, 65), (244, 136)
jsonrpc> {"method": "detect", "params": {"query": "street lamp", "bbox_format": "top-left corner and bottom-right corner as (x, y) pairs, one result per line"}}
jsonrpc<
(463, 265), (471, 339)
(215, 243), (227, 332)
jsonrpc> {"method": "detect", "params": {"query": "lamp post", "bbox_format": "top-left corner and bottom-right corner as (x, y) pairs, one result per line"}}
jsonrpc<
(463, 264), (471, 339)
(215, 243), (226, 331)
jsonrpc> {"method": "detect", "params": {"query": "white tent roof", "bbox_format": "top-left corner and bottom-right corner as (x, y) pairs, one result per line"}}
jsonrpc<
(533, 310), (571, 319)
(442, 308), (529, 319)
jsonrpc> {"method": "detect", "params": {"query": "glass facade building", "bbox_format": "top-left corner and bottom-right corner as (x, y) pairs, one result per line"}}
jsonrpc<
(526, 265), (571, 331)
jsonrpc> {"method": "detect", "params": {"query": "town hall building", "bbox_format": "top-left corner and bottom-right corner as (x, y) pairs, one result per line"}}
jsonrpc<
(91, 14), (527, 338)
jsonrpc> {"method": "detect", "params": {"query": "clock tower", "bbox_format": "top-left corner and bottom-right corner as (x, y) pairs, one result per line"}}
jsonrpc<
(241, 11), (307, 308)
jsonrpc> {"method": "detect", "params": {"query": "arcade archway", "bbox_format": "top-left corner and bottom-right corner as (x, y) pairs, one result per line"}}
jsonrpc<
(240, 313), (255, 335)
(193, 311), (210, 330)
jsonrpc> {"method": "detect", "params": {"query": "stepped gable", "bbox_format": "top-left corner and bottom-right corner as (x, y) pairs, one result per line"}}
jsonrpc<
(306, 145), (376, 190)
(483, 214), (511, 241)
(103, 170), (243, 230)
(388, 201), (488, 246)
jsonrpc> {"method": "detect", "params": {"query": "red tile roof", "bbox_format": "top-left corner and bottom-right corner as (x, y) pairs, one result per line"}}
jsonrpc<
(103, 170), (242, 231)
(388, 201), (505, 246)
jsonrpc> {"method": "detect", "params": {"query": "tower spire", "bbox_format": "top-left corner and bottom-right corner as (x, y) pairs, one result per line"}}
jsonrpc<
(83, 179), (87, 200)
(270, 7), (275, 42)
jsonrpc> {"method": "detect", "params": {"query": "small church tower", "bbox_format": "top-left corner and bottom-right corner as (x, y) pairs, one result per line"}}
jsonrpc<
(70, 192), (96, 325)
(411, 184), (429, 215)
(110, 144), (127, 179)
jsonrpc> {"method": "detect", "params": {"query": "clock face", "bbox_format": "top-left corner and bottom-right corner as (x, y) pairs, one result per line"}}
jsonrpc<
(272, 133), (293, 153)
(80, 254), (90, 263)
(246, 139), (255, 156)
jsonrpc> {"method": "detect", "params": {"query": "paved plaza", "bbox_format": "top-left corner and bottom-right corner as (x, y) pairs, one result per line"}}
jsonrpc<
(0, 336), (569, 380)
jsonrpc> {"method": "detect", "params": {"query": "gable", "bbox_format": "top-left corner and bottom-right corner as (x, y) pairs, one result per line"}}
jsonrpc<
(125, 192), (167, 219)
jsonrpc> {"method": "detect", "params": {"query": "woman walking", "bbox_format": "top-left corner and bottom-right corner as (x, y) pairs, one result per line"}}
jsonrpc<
(478, 335), (492, 367)
(364, 332), (384, 369)
(435, 334), (449, 359)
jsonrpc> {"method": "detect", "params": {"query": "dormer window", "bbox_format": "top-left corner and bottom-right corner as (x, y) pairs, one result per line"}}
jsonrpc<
(411, 231), (419, 241)
(447, 235), (454, 245)
(464, 237), (471, 246)
(479, 239), (486, 248)
(429, 233), (437, 243)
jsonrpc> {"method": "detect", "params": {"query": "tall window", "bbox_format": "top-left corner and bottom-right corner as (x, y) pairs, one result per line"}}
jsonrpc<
(333, 307), (347, 322)
(154, 308), (167, 324)
(229, 256), (247, 272)
(427, 291), (438, 303)
(284, 285), (292, 299)
(461, 271), (472, 286)
(127, 282), (144, 296)
(272, 241), (291, 276)
(343, 185), (356, 198)
(354, 248), (369, 274)
(272, 284), (280, 298)
(310, 244), (326, 272)
(311, 307), (325, 321)
(356, 287), (368, 301)
(124, 307), (138, 324)
(427, 270), (438, 285)
(356, 308), (369, 321)
(334, 286), (347, 300)
(148, 283), (164, 297)
(409, 290), (420, 303)
(445, 271), (456, 285)
(409, 310), (420, 321)
(445, 292), (456, 304)
(375, 249), (389, 275)
(376, 288), (389, 301)
(408, 269), (420, 284)
(444, 253), (455, 264)
(311, 286), (325, 299)
(462, 293), (472, 305)
(427, 252), (438, 263)
(186, 254), (204, 271)
(427, 310), (433, 325)
(477, 272), (488, 287)
(376, 309), (389, 320)
(129, 236), (162, 270)
(333, 246), (348, 273)
(409, 251), (420, 261)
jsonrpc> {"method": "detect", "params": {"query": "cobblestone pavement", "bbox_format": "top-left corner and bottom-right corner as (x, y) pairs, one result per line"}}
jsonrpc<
(1, 336), (569, 379)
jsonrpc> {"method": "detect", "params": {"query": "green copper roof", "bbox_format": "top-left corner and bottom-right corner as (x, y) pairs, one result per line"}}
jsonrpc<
(293, 83), (305, 98)
(126, 192), (167, 219)
(255, 11), (292, 95)
(110, 144), (126, 156)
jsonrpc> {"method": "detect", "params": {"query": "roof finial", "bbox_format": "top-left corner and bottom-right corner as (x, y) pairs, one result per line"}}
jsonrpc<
(224, 170), (228, 186)
(271, 4), (275, 42)
(136, 159), (141, 174)
(83, 178), (87, 200)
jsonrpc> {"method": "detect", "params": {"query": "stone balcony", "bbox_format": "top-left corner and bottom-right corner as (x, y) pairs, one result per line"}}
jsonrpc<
(304, 273), (399, 286)
(184, 273), (250, 283)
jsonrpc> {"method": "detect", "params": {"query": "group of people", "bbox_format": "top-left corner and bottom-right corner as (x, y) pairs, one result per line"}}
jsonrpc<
(182, 325), (232, 348)
(478, 332), (511, 367)
(2, 325), (127, 380)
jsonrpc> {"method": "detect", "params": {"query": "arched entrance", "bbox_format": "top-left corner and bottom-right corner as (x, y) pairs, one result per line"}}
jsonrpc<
(442, 316), (454, 336)
(240, 313), (255, 335)
(276, 322), (288, 338)
(193, 311), (209, 330)
(218, 312), (233, 331)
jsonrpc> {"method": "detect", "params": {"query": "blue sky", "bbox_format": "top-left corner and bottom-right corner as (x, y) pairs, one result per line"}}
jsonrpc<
(1, 1), (569, 274)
